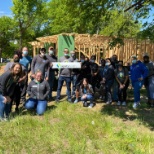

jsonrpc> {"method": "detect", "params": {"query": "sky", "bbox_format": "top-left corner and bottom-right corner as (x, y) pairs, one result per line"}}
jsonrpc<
(0, 0), (153, 24)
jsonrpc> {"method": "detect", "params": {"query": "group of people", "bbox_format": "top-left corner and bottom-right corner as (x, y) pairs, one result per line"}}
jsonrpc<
(0, 46), (154, 121)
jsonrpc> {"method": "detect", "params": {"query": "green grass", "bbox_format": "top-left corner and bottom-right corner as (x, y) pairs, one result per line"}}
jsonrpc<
(0, 99), (154, 154)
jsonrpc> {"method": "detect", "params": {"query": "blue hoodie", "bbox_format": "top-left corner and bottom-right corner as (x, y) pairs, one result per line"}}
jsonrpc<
(130, 61), (148, 82)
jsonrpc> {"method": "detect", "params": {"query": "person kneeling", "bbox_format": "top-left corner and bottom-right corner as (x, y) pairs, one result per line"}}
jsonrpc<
(80, 78), (94, 108)
(25, 71), (50, 115)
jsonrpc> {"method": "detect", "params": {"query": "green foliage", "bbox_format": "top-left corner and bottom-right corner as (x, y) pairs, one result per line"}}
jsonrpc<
(0, 16), (17, 58)
(11, 0), (48, 48)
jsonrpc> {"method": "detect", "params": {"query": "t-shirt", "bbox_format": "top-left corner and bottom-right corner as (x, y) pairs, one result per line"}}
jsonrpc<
(115, 68), (128, 83)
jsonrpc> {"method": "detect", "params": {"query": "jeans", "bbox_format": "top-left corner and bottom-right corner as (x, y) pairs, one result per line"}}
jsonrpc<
(112, 79), (119, 101)
(132, 81), (143, 102)
(81, 94), (94, 104)
(71, 75), (77, 96)
(0, 95), (11, 118)
(56, 76), (71, 100)
(48, 71), (55, 99)
(105, 80), (114, 102)
(25, 98), (47, 115)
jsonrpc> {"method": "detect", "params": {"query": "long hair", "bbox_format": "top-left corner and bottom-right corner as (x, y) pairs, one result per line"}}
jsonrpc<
(81, 78), (90, 92)
(10, 63), (23, 77)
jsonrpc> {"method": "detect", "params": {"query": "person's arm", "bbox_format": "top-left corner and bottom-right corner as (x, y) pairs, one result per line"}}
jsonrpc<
(43, 81), (50, 99)
(4, 63), (11, 72)
(139, 63), (149, 80)
(27, 82), (32, 96)
(28, 57), (32, 73)
(31, 56), (37, 75)
(0, 72), (11, 96)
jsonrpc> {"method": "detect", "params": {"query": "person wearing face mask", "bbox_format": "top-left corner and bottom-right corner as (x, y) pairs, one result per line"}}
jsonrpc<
(89, 55), (102, 95)
(4, 53), (28, 112)
(143, 53), (154, 107)
(102, 58), (114, 104)
(55, 48), (73, 103)
(19, 47), (32, 103)
(130, 55), (148, 109)
(46, 46), (57, 101)
(115, 61), (129, 106)
(69, 50), (80, 98)
(31, 48), (50, 80)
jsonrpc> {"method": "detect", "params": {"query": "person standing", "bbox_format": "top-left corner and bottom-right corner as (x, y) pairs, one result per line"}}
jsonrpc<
(19, 47), (32, 103)
(46, 46), (57, 101)
(0, 63), (22, 120)
(115, 61), (129, 106)
(56, 48), (73, 103)
(130, 55), (148, 109)
(69, 50), (79, 98)
(31, 48), (50, 80)
(102, 58), (115, 104)
(143, 54), (154, 107)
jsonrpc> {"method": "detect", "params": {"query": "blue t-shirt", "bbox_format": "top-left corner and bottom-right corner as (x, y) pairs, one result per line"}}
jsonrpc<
(19, 56), (32, 71)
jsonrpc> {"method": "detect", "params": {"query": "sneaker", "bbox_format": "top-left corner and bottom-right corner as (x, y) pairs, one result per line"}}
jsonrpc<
(55, 99), (60, 103)
(83, 101), (88, 107)
(117, 101), (121, 106)
(88, 103), (94, 108)
(122, 101), (126, 106)
(74, 99), (78, 104)
(67, 99), (72, 103)
(106, 101), (112, 105)
(133, 102), (140, 109)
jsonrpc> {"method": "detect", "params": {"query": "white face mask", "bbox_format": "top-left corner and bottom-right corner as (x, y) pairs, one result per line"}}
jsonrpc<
(49, 50), (54, 55)
(41, 52), (45, 57)
(132, 59), (137, 64)
(105, 62), (110, 66)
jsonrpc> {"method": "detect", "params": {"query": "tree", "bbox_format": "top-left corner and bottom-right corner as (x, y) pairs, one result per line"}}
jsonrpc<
(0, 16), (16, 58)
(11, 0), (48, 49)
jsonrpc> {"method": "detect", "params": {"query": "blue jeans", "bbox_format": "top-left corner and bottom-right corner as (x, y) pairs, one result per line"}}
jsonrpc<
(81, 94), (94, 104)
(0, 95), (10, 118)
(48, 71), (55, 99)
(132, 81), (143, 102)
(71, 75), (77, 96)
(57, 76), (71, 100)
(25, 98), (47, 115)
(112, 79), (119, 101)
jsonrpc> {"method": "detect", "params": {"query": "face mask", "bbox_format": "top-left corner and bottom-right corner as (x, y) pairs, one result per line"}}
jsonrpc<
(14, 59), (19, 63)
(90, 60), (95, 63)
(64, 54), (69, 57)
(132, 60), (137, 64)
(105, 62), (110, 66)
(23, 50), (28, 56)
(41, 52), (45, 57)
(81, 59), (85, 63)
(71, 54), (75, 57)
(49, 50), (54, 55)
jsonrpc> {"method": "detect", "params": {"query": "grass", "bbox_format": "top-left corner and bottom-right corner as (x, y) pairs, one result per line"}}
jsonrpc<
(0, 89), (154, 154)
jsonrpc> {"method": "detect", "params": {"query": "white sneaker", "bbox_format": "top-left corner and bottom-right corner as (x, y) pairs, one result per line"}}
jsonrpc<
(117, 101), (121, 106)
(106, 101), (111, 105)
(122, 101), (126, 106)
(133, 102), (139, 109)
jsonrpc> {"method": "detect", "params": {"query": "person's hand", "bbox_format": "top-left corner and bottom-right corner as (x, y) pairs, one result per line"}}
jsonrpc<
(31, 74), (35, 78)
(5, 96), (11, 103)
(46, 77), (48, 81)
(103, 78), (106, 83)
(18, 77), (24, 83)
(3, 97), (7, 104)
(50, 62), (53, 67)
(138, 77), (143, 81)
(82, 94), (87, 99)
(120, 84), (124, 89)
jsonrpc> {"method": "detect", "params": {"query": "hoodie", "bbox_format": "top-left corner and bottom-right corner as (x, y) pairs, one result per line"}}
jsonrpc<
(130, 61), (148, 82)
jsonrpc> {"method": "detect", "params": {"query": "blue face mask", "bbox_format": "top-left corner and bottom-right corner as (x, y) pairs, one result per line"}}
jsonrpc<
(23, 50), (28, 56)
(81, 59), (85, 63)
(105, 62), (110, 66)
(90, 60), (95, 63)
(49, 50), (54, 55)
(132, 60), (137, 64)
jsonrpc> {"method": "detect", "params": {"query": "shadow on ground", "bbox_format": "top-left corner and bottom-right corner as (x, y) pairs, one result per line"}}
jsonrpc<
(100, 89), (154, 131)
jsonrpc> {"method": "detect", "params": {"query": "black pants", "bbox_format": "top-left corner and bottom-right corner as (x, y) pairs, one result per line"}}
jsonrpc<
(20, 77), (28, 100)
(118, 81), (129, 102)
